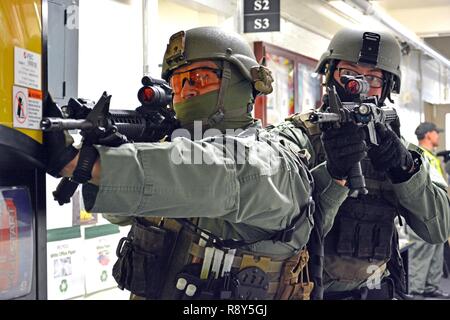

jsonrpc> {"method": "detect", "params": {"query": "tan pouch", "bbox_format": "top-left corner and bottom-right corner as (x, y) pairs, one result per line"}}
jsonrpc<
(274, 248), (314, 300)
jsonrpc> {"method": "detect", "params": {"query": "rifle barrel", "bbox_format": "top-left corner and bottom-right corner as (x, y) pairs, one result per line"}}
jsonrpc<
(309, 112), (341, 123)
(40, 118), (93, 131)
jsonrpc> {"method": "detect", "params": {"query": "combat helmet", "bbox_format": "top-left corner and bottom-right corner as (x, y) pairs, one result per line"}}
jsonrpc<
(316, 28), (402, 103)
(162, 26), (273, 128)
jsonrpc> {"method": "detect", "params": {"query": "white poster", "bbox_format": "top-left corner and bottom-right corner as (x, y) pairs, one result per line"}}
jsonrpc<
(12, 86), (42, 130)
(47, 232), (85, 300)
(14, 47), (41, 90)
(84, 225), (121, 294)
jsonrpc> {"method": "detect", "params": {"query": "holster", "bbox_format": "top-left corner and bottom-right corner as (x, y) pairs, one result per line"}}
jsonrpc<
(112, 218), (177, 299)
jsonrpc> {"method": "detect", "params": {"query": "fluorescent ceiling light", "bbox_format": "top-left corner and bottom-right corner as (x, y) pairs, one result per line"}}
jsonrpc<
(328, 0), (385, 30)
(329, 0), (364, 21)
(331, 0), (450, 69)
(314, 6), (357, 29)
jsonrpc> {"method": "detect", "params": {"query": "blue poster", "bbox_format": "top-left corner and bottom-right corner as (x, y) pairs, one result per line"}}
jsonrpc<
(0, 187), (34, 299)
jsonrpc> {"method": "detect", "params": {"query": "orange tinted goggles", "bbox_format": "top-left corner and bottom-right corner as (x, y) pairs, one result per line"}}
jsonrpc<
(170, 67), (222, 94)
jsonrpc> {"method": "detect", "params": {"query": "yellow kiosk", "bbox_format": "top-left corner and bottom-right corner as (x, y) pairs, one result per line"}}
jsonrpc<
(0, 0), (45, 169)
(0, 0), (47, 299)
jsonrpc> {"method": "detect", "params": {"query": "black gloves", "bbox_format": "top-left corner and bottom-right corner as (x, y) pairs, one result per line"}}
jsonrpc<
(367, 123), (416, 183)
(43, 93), (79, 178)
(321, 122), (367, 180)
(322, 121), (417, 183)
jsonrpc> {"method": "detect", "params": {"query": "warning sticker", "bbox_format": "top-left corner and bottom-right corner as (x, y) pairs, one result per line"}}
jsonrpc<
(12, 86), (42, 130)
(14, 47), (41, 90)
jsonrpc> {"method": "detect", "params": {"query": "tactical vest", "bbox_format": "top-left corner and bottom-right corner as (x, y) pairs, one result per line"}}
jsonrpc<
(323, 159), (398, 283)
(112, 126), (317, 300)
(287, 111), (405, 288)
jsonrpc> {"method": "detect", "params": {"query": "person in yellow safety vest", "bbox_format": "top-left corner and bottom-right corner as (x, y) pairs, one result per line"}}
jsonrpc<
(409, 122), (450, 299)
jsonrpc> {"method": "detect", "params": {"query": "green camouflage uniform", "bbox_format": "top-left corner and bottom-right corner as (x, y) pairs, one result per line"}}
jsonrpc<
(84, 120), (348, 257)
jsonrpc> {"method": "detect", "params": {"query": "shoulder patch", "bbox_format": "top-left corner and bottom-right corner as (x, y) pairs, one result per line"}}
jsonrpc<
(405, 141), (424, 156)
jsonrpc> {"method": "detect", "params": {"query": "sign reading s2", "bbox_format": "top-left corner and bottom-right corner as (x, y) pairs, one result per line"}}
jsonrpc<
(253, 0), (270, 11)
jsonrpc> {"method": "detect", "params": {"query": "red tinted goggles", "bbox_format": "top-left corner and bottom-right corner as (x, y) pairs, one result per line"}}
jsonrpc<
(169, 67), (222, 94)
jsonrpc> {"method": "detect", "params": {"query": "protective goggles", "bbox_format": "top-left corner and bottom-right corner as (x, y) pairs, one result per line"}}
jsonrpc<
(169, 67), (222, 94)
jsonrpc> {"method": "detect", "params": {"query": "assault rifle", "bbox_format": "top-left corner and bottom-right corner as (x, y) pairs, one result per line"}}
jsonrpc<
(41, 76), (179, 142)
(40, 76), (181, 205)
(308, 75), (398, 197)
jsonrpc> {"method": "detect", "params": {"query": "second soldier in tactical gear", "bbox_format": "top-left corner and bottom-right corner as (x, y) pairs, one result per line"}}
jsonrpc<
(47, 27), (367, 300)
(291, 28), (450, 300)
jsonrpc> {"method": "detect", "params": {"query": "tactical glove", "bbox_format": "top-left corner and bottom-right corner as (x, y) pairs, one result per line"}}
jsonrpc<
(367, 123), (416, 183)
(43, 93), (79, 178)
(321, 122), (367, 180)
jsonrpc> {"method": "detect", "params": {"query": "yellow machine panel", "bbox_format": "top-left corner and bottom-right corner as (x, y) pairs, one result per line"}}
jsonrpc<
(0, 0), (43, 143)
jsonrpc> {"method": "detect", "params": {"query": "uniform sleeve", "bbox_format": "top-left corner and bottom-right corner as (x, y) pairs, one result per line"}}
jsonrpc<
(84, 132), (315, 232)
(267, 122), (349, 235)
(393, 148), (450, 244)
(311, 163), (349, 235)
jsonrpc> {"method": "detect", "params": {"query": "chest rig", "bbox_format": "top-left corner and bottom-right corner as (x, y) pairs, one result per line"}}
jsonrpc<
(325, 159), (398, 260)
(288, 111), (401, 284)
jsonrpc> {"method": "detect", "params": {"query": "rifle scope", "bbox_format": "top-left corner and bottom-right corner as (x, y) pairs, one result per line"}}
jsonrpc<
(137, 76), (172, 108)
(341, 75), (370, 96)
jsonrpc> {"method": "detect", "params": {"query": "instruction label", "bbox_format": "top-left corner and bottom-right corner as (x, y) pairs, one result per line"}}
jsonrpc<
(13, 86), (42, 130)
(14, 47), (41, 90)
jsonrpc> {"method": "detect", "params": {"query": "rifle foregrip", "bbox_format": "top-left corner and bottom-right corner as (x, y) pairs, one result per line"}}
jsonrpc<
(347, 162), (368, 197)
(53, 177), (79, 205)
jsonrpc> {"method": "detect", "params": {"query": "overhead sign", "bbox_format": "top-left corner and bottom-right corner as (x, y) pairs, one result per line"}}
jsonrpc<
(243, 0), (280, 33)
